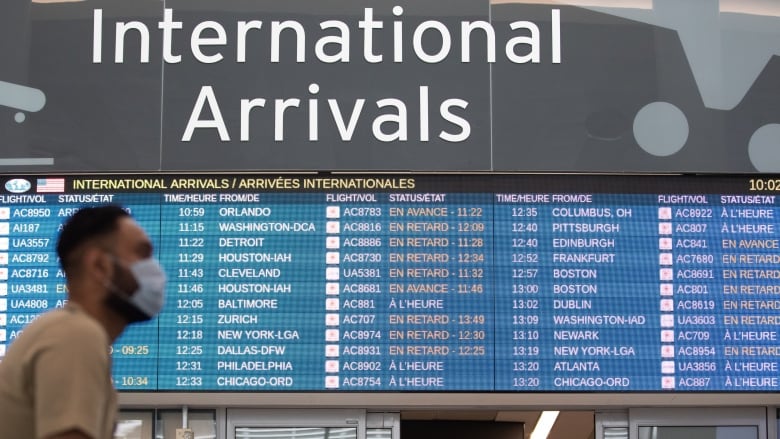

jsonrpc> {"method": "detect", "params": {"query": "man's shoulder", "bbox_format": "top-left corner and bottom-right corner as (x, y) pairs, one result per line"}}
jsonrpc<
(24, 305), (107, 345)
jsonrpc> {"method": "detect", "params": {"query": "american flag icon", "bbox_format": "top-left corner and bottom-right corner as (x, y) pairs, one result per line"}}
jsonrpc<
(36, 178), (65, 193)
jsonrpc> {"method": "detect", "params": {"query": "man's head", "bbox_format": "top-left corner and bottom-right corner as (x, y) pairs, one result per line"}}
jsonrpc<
(57, 205), (165, 324)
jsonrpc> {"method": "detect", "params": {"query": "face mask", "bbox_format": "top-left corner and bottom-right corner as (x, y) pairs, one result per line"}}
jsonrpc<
(106, 257), (166, 323)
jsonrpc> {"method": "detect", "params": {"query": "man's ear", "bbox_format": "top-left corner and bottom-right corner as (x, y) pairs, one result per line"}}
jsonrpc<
(82, 246), (112, 280)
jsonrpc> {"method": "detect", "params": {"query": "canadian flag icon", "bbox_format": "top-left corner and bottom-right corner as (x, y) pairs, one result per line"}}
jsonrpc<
(326, 237), (340, 249)
(659, 238), (672, 250)
(658, 222), (672, 235)
(660, 284), (673, 296)
(660, 330), (675, 342)
(0, 208), (9, 220)
(659, 268), (673, 281)
(658, 207), (672, 220)
(659, 253), (673, 265)
(325, 360), (339, 373)
(662, 376), (675, 389)
(660, 299), (674, 312)
(661, 345), (675, 358)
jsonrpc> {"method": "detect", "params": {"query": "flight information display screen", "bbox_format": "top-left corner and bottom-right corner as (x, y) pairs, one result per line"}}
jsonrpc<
(1, 174), (779, 392)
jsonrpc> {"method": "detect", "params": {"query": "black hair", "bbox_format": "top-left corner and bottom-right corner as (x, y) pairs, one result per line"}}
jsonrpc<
(56, 205), (130, 274)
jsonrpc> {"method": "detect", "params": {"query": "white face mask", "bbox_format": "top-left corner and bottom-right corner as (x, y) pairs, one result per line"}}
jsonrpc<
(106, 257), (166, 322)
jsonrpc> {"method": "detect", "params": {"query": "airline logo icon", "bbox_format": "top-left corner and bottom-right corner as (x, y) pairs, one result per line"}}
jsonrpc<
(326, 252), (340, 265)
(660, 314), (674, 328)
(325, 376), (339, 389)
(0, 253), (7, 265)
(0, 208), (8, 220)
(326, 237), (340, 249)
(325, 360), (339, 373)
(661, 361), (676, 374)
(325, 298), (340, 311)
(325, 313), (339, 326)
(659, 268), (673, 281)
(661, 330), (675, 342)
(0, 238), (8, 250)
(325, 329), (339, 341)
(326, 206), (340, 219)
(659, 238), (672, 250)
(658, 207), (672, 220)
(660, 299), (674, 312)
(326, 267), (340, 280)
(662, 376), (675, 390)
(0, 223), (8, 235)
(660, 284), (673, 296)
(658, 222), (672, 235)
(326, 283), (339, 295)
(661, 345), (675, 358)
(326, 221), (340, 234)
(659, 253), (673, 265)
(325, 344), (339, 357)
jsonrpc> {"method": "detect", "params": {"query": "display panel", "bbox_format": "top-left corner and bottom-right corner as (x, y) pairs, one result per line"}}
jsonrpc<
(1, 174), (779, 392)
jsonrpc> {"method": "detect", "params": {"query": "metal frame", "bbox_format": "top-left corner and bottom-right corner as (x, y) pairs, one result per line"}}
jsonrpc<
(628, 407), (768, 439)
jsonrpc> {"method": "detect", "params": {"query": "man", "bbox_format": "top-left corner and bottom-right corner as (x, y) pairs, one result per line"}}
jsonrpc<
(0, 205), (166, 439)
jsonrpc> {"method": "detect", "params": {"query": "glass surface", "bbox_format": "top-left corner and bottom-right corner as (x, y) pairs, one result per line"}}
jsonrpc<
(638, 426), (757, 439)
(116, 411), (153, 439)
(114, 420), (144, 439)
(604, 426), (628, 439)
(367, 429), (393, 439)
(234, 427), (357, 439)
(156, 410), (216, 439)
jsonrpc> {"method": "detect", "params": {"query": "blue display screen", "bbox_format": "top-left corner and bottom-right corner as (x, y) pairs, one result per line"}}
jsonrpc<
(1, 174), (779, 392)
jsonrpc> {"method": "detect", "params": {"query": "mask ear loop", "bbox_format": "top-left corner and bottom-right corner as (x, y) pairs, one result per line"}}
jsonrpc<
(102, 252), (134, 300)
